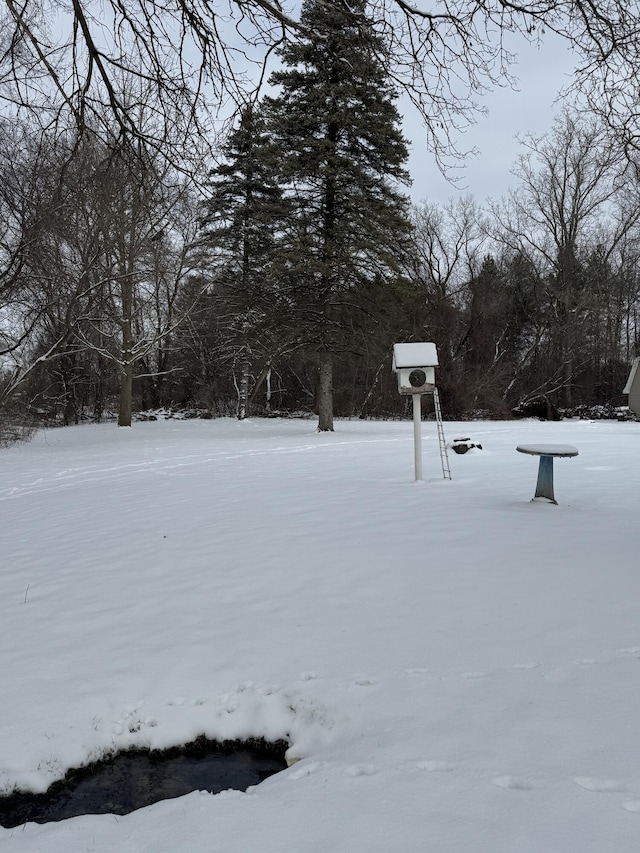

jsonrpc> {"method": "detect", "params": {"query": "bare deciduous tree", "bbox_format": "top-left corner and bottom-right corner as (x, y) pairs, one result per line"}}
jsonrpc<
(1, 0), (639, 171)
(68, 136), (204, 426)
(0, 113), (205, 425)
(493, 110), (640, 406)
(0, 122), (105, 413)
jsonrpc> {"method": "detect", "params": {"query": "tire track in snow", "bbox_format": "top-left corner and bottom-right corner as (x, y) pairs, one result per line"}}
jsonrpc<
(0, 437), (406, 501)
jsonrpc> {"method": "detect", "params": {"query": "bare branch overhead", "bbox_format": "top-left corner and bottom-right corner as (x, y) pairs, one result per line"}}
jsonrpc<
(1, 0), (639, 168)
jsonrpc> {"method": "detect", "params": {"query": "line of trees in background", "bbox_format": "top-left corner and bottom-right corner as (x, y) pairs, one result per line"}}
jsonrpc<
(2, 2), (640, 432)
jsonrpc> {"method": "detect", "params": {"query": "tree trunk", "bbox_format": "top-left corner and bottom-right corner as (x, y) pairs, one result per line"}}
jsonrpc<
(118, 281), (134, 427)
(237, 356), (250, 420)
(93, 371), (104, 423)
(358, 352), (389, 419)
(561, 355), (573, 408)
(118, 362), (133, 426)
(265, 368), (272, 412)
(317, 351), (334, 431)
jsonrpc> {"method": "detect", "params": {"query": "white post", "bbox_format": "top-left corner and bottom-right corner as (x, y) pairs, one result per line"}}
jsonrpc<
(412, 392), (422, 481)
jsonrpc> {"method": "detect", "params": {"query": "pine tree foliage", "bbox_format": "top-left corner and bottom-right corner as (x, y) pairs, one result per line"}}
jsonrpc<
(201, 104), (295, 418)
(265, 0), (413, 429)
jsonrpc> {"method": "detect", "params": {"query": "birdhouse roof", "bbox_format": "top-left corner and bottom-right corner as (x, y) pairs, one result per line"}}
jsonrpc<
(392, 342), (439, 370)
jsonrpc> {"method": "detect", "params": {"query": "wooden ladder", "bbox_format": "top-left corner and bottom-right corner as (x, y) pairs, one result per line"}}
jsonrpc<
(433, 388), (451, 480)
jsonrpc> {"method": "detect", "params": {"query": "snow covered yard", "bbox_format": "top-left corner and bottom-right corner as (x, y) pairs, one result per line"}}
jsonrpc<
(1, 416), (639, 852)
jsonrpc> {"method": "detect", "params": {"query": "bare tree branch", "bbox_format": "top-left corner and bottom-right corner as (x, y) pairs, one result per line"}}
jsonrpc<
(1, 0), (639, 171)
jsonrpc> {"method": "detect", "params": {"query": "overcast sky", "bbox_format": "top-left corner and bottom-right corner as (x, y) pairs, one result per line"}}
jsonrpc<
(404, 34), (577, 206)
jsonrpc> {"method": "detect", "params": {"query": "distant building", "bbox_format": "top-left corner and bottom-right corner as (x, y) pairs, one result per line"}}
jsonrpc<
(623, 357), (640, 415)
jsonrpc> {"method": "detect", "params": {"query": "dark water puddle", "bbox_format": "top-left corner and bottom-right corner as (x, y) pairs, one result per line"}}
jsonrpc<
(0, 737), (288, 828)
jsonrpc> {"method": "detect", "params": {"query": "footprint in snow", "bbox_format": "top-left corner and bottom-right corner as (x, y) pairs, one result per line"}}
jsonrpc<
(509, 662), (540, 671)
(459, 671), (488, 680)
(345, 764), (379, 778)
(492, 775), (533, 791)
(405, 668), (430, 676)
(287, 761), (322, 780)
(573, 776), (626, 792)
(622, 800), (640, 813)
(298, 671), (319, 681)
(417, 760), (456, 772)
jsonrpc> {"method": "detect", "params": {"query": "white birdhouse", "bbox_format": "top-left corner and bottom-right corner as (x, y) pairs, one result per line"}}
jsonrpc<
(392, 342), (438, 395)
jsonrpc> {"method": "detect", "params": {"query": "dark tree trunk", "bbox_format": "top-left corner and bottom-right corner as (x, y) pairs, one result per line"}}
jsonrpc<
(317, 351), (334, 431)
(118, 282), (134, 427)
(237, 356), (250, 420)
(118, 362), (133, 427)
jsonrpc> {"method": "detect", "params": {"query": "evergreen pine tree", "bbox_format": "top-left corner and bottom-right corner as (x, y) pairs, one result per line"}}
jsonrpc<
(201, 103), (290, 419)
(265, 0), (412, 430)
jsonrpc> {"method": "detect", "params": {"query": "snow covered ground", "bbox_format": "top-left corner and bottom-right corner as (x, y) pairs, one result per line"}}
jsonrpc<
(1, 415), (639, 852)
